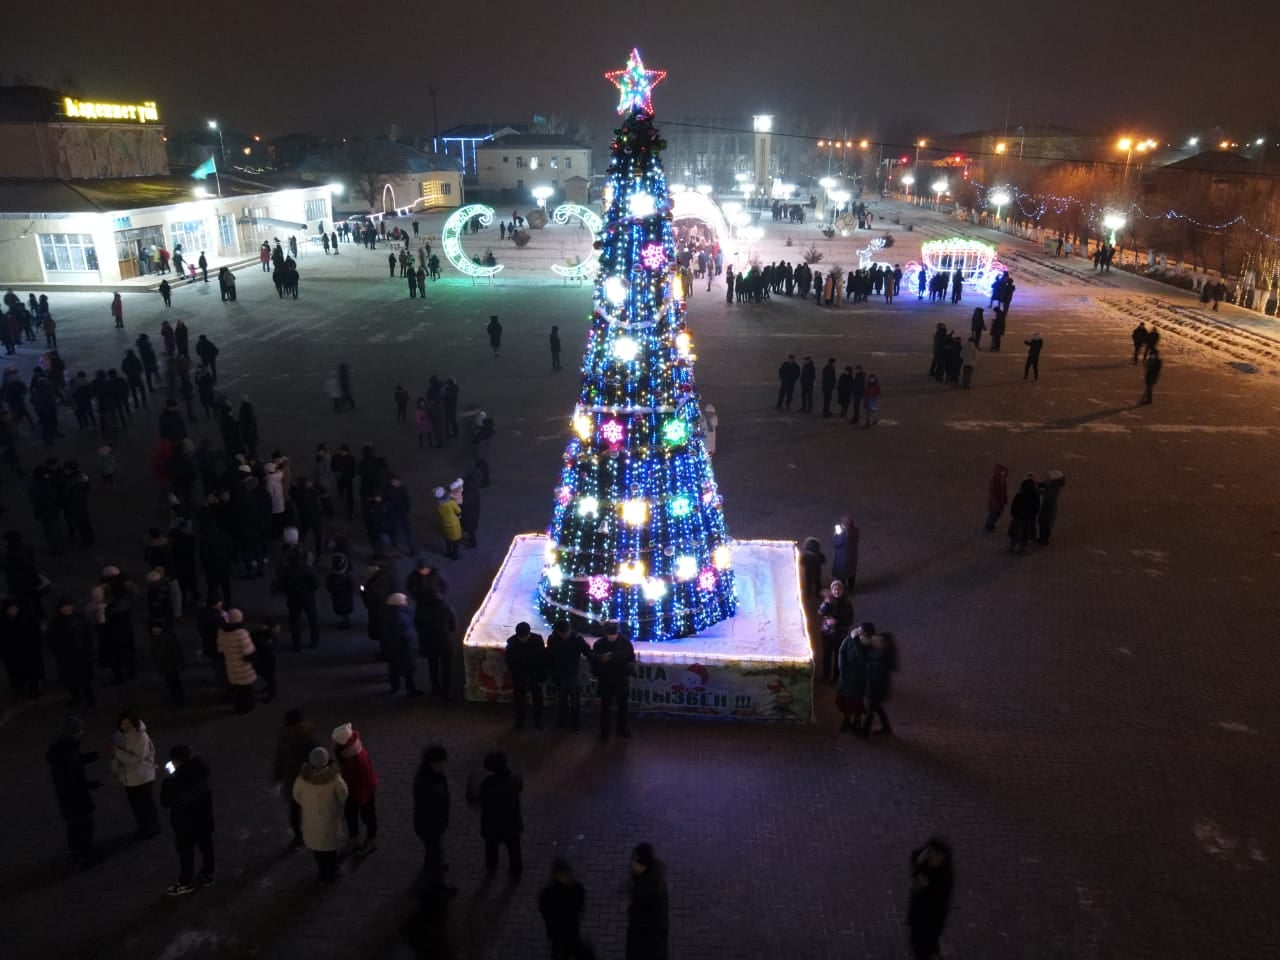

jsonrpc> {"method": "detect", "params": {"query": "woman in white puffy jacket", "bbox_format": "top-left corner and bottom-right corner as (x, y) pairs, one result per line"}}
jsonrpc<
(111, 708), (159, 837)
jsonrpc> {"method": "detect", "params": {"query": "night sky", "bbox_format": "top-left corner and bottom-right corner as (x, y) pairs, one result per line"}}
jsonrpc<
(2, 0), (1276, 145)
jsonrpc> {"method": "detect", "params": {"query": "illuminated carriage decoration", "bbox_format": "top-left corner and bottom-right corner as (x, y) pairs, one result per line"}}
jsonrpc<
(904, 238), (1007, 297)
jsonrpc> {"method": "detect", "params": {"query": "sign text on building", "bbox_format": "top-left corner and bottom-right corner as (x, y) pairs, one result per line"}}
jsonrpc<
(63, 98), (160, 123)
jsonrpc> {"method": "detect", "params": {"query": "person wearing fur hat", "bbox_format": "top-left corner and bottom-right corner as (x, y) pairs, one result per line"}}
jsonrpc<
(293, 746), (349, 882)
(332, 723), (379, 855)
(216, 609), (256, 713)
(435, 487), (463, 560)
(383, 593), (421, 696)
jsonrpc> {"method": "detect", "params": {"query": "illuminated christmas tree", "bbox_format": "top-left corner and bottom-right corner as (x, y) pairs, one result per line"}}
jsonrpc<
(536, 49), (736, 643)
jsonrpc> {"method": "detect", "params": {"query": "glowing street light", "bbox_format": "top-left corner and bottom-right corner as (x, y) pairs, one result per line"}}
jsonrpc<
(859, 139), (869, 149)
(327, 182), (345, 195)
(531, 185), (554, 208)
(901, 173), (915, 200)
(931, 178), (947, 208)
(990, 188), (1011, 223)
(1102, 211), (1126, 246)
(995, 142), (1007, 154)
(1188, 137), (1199, 147)
(818, 176), (837, 190)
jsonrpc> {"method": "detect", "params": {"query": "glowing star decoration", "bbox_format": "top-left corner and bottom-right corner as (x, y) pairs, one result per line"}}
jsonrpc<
(600, 419), (626, 446)
(713, 545), (732, 570)
(641, 243), (666, 270)
(546, 565), (565, 587)
(621, 499), (649, 526)
(674, 556), (698, 580)
(642, 578), (668, 601)
(628, 193), (656, 219)
(605, 48), (667, 116)
(662, 419), (688, 446)
(698, 568), (717, 591)
(578, 496), (600, 518)
(587, 575), (611, 601)
(442, 205), (503, 277)
(604, 276), (628, 304)
(617, 560), (646, 584)
(668, 494), (691, 517)
(550, 203), (604, 279)
(612, 336), (640, 362)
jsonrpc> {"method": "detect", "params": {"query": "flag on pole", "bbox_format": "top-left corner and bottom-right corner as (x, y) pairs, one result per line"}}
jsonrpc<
(191, 156), (217, 180)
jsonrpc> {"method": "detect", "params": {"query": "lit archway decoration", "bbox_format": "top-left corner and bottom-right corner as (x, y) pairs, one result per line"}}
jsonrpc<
(381, 183), (396, 214)
(905, 238), (1006, 297)
(671, 191), (730, 245)
(550, 203), (604, 279)
(442, 205), (503, 277)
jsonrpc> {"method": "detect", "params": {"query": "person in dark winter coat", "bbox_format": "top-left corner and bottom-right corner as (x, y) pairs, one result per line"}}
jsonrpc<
(798, 356), (816, 412)
(799, 537), (826, 600)
(382, 593), (421, 695)
(160, 745), (215, 895)
(817, 581), (854, 682)
(591, 622), (635, 740)
(549, 325), (562, 370)
(272, 709), (319, 847)
(989, 305), (1006, 352)
(46, 599), (95, 706)
(276, 550), (319, 651)
(858, 627), (896, 737)
(361, 562), (391, 655)
(47, 716), (102, 866)
(325, 552), (355, 628)
(984, 464), (1009, 533)
(1008, 475), (1040, 553)
(459, 472), (481, 547)
(1023, 333), (1043, 381)
(626, 843), (669, 960)
(467, 751), (523, 879)
(545, 618), (590, 731)
(540, 859), (587, 959)
(831, 516), (859, 592)
(776, 354), (800, 410)
(819, 357), (837, 417)
(835, 624), (869, 731)
(414, 744), (455, 896)
(486, 315), (503, 357)
(1036, 471), (1066, 546)
(836, 366), (854, 418)
(1141, 348), (1162, 405)
(3, 595), (45, 697)
(505, 622), (546, 729)
(414, 590), (456, 701)
(908, 838), (954, 960)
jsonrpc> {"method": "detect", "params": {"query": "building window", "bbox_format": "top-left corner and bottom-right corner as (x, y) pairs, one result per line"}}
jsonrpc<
(530, 156), (539, 170)
(303, 198), (327, 222)
(39, 233), (99, 272)
(515, 156), (525, 169)
(550, 157), (558, 170)
(502, 156), (509, 164)
(217, 214), (235, 248)
(565, 156), (572, 170)
(441, 182), (452, 195)
(516, 179), (524, 192)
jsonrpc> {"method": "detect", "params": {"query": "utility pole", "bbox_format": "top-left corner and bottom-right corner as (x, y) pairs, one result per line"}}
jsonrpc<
(429, 87), (440, 153)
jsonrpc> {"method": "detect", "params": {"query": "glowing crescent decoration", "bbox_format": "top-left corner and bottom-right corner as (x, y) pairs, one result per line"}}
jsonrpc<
(550, 203), (604, 279)
(442, 205), (503, 277)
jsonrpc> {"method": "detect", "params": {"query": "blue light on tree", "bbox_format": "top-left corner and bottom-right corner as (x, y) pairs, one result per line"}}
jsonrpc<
(535, 49), (736, 643)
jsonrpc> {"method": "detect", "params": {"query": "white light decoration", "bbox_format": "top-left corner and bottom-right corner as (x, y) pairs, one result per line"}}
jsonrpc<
(604, 276), (628, 304)
(544, 541), (558, 564)
(617, 560), (646, 584)
(578, 497), (599, 518)
(713, 545), (732, 570)
(675, 331), (692, 358)
(531, 185), (554, 208)
(932, 178), (948, 196)
(671, 191), (731, 244)
(546, 564), (565, 587)
(550, 203), (604, 280)
(621, 499), (649, 526)
(642, 577), (668, 601)
(442, 204), (503, 277)
(695, 184), (713, 195)
(740, 226), (764, 241)
(628, 193), (656, 218)
(674, 555), (698, 580)
(573, 414), (593, 440)
(612, 336), (640, 362)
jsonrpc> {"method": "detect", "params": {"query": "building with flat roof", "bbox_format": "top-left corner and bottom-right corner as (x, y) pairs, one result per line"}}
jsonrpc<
(472, 134), (591, 201)
(434, 123), (523, 175)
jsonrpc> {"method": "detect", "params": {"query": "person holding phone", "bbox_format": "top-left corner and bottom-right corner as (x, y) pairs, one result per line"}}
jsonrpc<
(160, 744), (215, 896)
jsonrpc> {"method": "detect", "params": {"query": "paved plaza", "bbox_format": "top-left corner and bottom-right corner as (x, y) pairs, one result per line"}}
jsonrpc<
(1, 203), (1279, 960)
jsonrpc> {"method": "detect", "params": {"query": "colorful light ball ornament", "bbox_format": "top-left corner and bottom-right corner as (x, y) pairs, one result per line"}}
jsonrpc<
(621, 499), (649, 526)
(674, 556), (698, 580)
(713, 545), (733, 570)
(668, 495), (692, 518)
(604, 276), (628, 304)
(577, 496), (600, 518)
(587, 575), (611, 601)
(642, 578), (668, 601)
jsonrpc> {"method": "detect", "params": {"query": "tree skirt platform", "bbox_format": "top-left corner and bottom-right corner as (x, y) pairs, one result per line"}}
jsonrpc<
(462, 534), (814, 722)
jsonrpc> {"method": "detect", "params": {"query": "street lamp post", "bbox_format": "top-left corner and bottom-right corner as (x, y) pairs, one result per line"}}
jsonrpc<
(1102, 212), (1126, 249)
(990, 189), (1011, 230)
(901, 174), (915, 202)
(207, 119), (226, 198)
(931, 178), (947, 211)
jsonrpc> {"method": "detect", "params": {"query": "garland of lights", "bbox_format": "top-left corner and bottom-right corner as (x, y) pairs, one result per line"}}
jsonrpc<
(535, 49), (736, 643)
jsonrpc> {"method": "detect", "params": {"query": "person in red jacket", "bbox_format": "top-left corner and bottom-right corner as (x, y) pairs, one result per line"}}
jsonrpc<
(332, 723), (378, 856)
(984, 464), (1008, 533)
